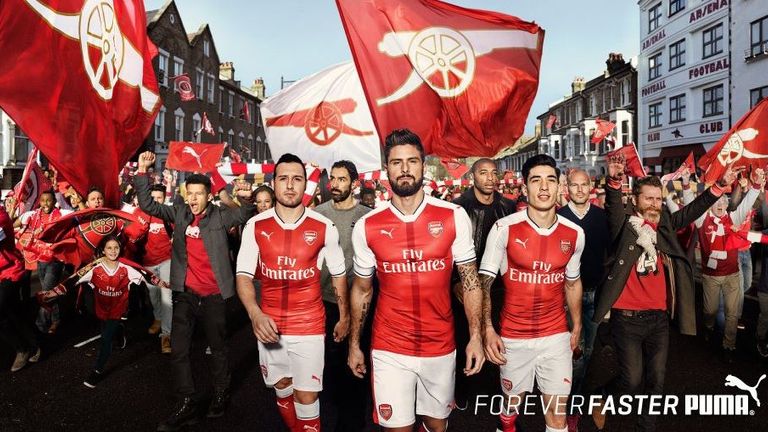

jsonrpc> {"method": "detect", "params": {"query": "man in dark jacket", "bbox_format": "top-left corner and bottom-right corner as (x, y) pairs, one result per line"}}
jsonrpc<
(135, 151), (256, 431)
(595, 157), (734, 432)
(451, 158), (515, 408)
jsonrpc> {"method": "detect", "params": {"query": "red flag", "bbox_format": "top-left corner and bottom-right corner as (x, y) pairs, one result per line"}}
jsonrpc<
(229, 148), (242, 163)
(336, 0), (544, 158)
(546, 114), (557, 129)
(11, 148), (53, 216)
(202, 112), (215, 135)
(440, 158), (469, 179)
(166, 142), (226, 173)
(240, 101), (251, 123)
(591, 119), (616, 144)
(606, 143), (646, 178)
(174, 74), (195, 101)
(660, 152), (695, 183)
(0, 0), (160, 207)
(698, 98), (768, 184)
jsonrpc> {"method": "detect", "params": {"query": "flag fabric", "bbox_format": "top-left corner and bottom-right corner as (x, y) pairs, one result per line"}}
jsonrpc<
(336, 0), (544, 158)
(0, 0), (161, 207)
(606, 143), (646, 178)
(546, 114), (557, 129)
(591, 119), (616, 144)
(11, 148), (53, 217)
(698, 98), (768, 184)
(439, 158), (469, 179)
(660, 152), (695, 183)
(604, 134), (616, 151)
(174, 74), (195, 101)
(261, 61), (382, 173)
(202, 112), (215, 135)
(166, 142), (226, 173)
(229, 148), (243, 163)
(240, 101), (251, 123)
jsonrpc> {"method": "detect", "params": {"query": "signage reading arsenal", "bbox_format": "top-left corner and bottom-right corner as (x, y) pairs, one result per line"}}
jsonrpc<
(642, 80), (666, 97)
(689, 58), (729, 80)
(642, 29), (666, 51)
(689, 0), (728, 24)
(700, 121), (724, 135)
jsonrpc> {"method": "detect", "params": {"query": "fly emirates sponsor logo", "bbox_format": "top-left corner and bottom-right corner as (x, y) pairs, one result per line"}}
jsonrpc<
(380, 249), (447, 273)
(260, 256), (316, 280)
(508, 260), (565, 284)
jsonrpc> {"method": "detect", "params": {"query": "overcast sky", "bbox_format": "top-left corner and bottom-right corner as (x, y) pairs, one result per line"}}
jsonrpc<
(145, 0), (640, 135)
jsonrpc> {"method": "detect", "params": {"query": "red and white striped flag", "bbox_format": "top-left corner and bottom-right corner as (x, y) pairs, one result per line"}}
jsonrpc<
(202, 112), (215, 136)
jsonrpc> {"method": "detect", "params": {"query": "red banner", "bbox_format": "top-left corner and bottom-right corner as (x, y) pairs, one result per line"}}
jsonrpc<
(337, 0), (544, 158)
(166, 142), (226, 173)
(546, 114), (557, 129)
(606, 143), (646, 178)
(0, 0), (161, 207)
(591, 119), (616, 144)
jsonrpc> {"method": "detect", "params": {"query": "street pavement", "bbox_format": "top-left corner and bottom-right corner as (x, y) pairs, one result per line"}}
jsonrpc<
(1, 284), (767, 432)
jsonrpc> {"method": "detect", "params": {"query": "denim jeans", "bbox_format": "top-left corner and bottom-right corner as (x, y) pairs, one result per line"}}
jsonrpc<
(36, 260), (64, 330)
(146, 260), (172, 335)
(610, 310), (669, 432)
(738, 249), (752, 316)
(571, 290), (598, 396)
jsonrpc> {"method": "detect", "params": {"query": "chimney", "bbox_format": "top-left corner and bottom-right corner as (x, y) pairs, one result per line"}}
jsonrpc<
(251, 77), (266, 100)
(219, 62), (235, 81)
(571, 77), (585, 94)
(606, 53), (627, 75)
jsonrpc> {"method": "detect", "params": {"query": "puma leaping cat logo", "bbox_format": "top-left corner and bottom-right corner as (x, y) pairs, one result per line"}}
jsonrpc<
(725, 374), (766, 407)
(182, 146), (210, 168)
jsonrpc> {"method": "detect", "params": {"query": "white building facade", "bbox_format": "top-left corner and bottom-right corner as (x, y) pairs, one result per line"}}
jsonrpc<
(638, 0), (767, 173)
(0, 109), (34, 189)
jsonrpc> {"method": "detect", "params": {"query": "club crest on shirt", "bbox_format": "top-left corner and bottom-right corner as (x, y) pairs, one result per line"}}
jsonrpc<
(185, 225), (201, 239)
(304, 230), (318, 245)
(427, 221), (444, 238)
(502, 378), (513, 392)
(378, 404), (393, 420)
(560, 240), (572, 254)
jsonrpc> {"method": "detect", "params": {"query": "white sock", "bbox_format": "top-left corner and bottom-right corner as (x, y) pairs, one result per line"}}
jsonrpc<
(294, 399), (320, 420)
(545, 425), (568, 432)
(275, 385), (293, 398)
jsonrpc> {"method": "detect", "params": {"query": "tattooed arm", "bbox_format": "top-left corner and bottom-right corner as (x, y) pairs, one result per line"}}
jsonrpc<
(457, 261), (486, 375)
(348, 275), (373, 378)
(480, 273), (507, 365)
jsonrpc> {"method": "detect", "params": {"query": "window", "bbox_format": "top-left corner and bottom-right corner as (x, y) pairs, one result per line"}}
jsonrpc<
(648, 3), (662, 33)
(669, 39), (686, 70)
(14, 127), (31, 160)
(218, 87), (224, 113)
(158, 51), (169, 87)
(554, 141), (560, 160)
(750, 85), (768, 108)
(703, 85), (724, 117)
(207, 74), (215, 103)
(173, 57), (184, 78)
(649, 52), (662, 80)
(203, 39), (210, 57)
(669, 94), (686, 123)
(174, 111), (184, 141)
(195, 68), (204, 100)
(228, 92), (234, 117)
(154, 107), (166, 141)
(192, 117), (201, 142)
(619, 81), (626, 106)
(702, 23), (723, 59)
(669, 0), (685, 16)
(621, 120), (630, 146)
(649, 102), (662, 128)
(218, 127), (224, 144)
(751, 16), (768, 56)
(574, 135), (581, 156)
(239, 132), (245, 147)
(228, 130), (235, 145)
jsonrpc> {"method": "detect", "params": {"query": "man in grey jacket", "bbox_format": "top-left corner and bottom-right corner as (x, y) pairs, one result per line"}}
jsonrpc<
(135, 151), (256, 431)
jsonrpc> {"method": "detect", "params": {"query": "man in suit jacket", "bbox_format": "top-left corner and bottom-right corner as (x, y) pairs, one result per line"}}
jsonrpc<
(594, 157), (736, 432)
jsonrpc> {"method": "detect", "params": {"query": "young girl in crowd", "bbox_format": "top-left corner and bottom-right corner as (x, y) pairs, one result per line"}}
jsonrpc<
(43, 235), (167, 388)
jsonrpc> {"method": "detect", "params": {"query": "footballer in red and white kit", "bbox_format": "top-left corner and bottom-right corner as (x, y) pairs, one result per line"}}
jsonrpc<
(480, 154), (584, 432)
(236, 153), (348, 432)
(348, 130), (485, 432)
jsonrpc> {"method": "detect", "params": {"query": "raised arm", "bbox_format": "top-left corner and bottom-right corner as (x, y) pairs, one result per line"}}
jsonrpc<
(135, 151), (176, 223)
(728, 168), (765, 227)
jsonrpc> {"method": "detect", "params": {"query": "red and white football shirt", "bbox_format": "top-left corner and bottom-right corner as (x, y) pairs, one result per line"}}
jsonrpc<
(479, 210), (584, 339)
(236, 208), (345, 336)
(77, 262), (145, 321)
(352, 196), (475, 357)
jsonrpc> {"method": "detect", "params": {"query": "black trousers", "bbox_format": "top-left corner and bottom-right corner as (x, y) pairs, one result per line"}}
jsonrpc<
(610, 310), (669, 432)
(171, 291), (230, 398)
(95, 319), (122, 372)
(324, 301), (368, 432)
(0, 276), (37, 354)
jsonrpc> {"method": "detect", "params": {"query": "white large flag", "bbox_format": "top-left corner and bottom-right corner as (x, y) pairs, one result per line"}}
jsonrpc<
(261, 61), (382, 173)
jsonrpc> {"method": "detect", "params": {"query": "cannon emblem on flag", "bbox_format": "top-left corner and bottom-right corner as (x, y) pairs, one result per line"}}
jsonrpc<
(717, 128), (766, 166)
(23, 0), (159, 111)
(265, 99), (373, 146)
(375, 27), (540, 106)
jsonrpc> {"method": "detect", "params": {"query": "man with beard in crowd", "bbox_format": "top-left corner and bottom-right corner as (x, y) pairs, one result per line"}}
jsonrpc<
(451, 158), (515, 409)
(315, 160), (371, 431)
(349, 129), (484, 432)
